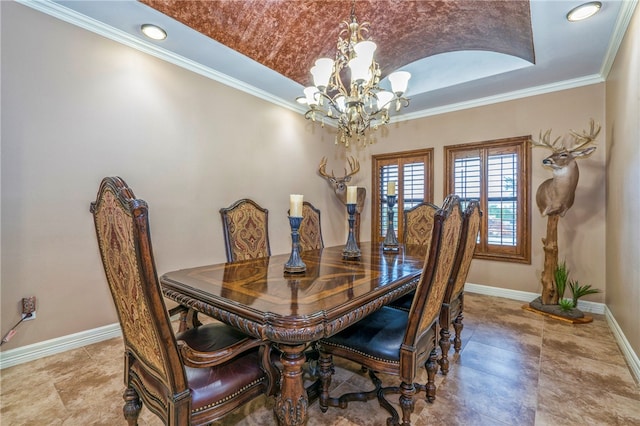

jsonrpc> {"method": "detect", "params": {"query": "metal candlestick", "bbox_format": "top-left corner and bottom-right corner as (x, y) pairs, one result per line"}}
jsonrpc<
(284, 216), (306, 273)
(383, 194), (399, 251)
(342, 203), (361, 260)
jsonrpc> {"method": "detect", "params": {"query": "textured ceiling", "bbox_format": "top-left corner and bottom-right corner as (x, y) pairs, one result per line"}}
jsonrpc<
(140, 0), (534, 86)
(39, 0), (627, 117)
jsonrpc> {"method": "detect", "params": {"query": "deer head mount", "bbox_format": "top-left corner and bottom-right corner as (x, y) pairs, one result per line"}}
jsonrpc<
(318, 156), (366, 212)
(531, 119), (600, 217)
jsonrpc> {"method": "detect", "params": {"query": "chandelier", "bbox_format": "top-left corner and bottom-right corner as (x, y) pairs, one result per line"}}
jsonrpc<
(297, 3), (410, 147)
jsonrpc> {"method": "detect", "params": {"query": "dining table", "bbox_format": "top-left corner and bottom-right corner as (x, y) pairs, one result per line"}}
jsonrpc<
(160, 242), (429, 426)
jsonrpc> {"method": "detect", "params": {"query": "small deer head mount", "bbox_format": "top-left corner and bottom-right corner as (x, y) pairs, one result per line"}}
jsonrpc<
(318, 156), (366, 213)
(530, 119), (600, 217)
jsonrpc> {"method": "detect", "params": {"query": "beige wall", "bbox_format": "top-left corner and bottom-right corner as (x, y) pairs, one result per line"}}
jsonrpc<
(0, 1), (618, 353)
(0, 3), (345, 349)
(605, 3), (640, 356)
(357, 86), (607, 299)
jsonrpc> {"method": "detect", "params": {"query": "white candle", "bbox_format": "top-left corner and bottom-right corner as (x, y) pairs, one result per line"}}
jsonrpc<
(347, 186), (357, 204)
(387, 181), (396, 196)
(290, 194), (303, 217)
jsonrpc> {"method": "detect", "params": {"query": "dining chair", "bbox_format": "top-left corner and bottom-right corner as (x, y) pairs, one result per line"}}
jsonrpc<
(288, 201), (324, 252)
(390, 199), (481, 374)
(220, 198), (271, 262)
(316, 195), (463, 426)
(403, 201), (439, 246)
(90, 177), (278, 426)
(437, 200), (481, 373)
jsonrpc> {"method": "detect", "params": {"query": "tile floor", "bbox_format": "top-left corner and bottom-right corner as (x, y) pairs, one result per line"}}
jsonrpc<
(1, 293), (639, 425)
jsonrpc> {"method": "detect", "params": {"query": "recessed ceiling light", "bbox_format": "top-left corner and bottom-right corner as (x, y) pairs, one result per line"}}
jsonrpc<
(141, 24), (167, 40)
(567, 2), (602, 22)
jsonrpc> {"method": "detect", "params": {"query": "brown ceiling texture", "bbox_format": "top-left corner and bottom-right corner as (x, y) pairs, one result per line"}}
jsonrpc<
(140, 0), (534, 86)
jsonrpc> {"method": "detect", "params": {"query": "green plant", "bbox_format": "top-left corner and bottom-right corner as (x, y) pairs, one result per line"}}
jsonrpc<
(554, 260), (569, 300)
(558, 298), (575, 311)
(569, 280), (600, 308)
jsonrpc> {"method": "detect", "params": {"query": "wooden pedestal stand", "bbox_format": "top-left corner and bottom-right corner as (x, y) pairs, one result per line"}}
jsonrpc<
(541, 214), (560, 305)
(523, 213), (592, 324)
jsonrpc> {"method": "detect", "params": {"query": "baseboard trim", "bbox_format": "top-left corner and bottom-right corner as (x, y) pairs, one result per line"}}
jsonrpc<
(0, 323), (122, 370)
(0, 284), (633, 376)
(605, 306), (640, 384)
(464, 282), (606, 314)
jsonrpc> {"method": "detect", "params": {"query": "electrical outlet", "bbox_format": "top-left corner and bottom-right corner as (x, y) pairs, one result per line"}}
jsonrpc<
(22, 311), (36, 321)
(21, 297), (36, 321)
(22, 296), (36, 314)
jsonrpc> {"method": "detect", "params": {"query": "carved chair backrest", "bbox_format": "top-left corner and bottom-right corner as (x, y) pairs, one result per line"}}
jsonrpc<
(220, 199), (271, 262)
(403, 195), (462, 352)
(297, 202), (324, 251)
(90, 177), (186, 395)
(403, 202), (439, 247)
(445, 201), (482, 303)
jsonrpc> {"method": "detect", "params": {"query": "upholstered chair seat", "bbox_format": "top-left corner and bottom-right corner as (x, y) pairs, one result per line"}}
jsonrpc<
(320, 306), (436, 366)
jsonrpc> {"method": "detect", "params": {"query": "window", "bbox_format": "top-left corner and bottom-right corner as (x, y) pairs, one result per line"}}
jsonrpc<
(444, 136), (531, 263)
(372, 149), (434, 242)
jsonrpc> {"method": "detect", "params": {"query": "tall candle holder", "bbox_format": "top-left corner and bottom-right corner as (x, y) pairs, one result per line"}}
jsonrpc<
(284, 216), (306, 274)
(342, 203), (361, 260)
(383, 194), (399, 251)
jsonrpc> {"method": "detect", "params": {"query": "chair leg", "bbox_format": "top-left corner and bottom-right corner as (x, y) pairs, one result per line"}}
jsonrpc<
(438, 326), (452, 375)
(399, 381), (416, 426)
(452, 313), (464, 353)
(122, 386), (141, 426)
(318, 352), (334, 413)
(425, 348), (438, 403)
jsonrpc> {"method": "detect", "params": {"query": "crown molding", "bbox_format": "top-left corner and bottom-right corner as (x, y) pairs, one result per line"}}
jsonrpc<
(16, 0), (303, 115)
(600, 0), (639, 78)
(392, 74), (605, 123)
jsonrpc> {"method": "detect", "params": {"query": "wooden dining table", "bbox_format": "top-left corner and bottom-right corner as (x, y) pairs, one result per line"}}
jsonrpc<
(160, 242), (428, 426)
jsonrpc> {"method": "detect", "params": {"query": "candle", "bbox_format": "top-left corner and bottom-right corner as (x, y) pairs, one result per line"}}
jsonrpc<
(387, 181), (396, 196)
(290, 194), (303, 217)
(347, 186), (357, 204)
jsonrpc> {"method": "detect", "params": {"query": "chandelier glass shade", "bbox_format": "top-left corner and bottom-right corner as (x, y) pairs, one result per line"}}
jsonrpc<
(298, 7), (410, 147)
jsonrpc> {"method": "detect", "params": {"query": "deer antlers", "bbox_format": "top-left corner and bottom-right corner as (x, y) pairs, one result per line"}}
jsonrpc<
(568, 119), (601, 152)
(318, 156), (360, 181)
(530, 119), (601, 153)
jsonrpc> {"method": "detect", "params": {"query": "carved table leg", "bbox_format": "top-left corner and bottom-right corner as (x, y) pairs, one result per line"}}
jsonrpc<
(275, 343), (309, 426)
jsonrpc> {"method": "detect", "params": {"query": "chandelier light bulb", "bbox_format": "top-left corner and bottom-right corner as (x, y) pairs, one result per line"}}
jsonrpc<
(311, 58), (333, 89)
(349, 57), (370, 82)
(304, 87), (320, 106)
(354, 41), (377, 65)
(377, 91), (394, 110)
(388, 71), (411, 94)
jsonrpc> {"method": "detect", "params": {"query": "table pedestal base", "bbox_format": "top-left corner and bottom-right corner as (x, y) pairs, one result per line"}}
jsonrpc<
(275, 343), (308, 426)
